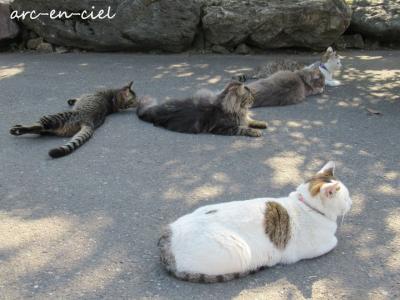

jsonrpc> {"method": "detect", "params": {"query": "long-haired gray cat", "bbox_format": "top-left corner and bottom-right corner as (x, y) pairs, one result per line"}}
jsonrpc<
(10, 82), (137, 158)
(137, 81), (267, 137)
(246, 68), (325, 107)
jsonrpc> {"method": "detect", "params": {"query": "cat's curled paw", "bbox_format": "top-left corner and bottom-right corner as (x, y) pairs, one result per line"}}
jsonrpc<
(326, 80), (341, 87)
(10, 125), (24, 136)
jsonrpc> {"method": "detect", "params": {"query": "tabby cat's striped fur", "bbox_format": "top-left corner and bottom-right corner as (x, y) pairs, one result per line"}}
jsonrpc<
(232, 59), (304, 82)
(10, 82), (137, 158)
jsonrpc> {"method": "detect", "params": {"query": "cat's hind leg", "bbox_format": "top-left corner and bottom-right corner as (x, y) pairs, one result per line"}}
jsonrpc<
(10, 123), (44, 136)
(39, 111), (79, 134)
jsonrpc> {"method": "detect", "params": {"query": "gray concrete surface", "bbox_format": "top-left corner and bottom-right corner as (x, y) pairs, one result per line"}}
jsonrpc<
(0, 51), (399, 299)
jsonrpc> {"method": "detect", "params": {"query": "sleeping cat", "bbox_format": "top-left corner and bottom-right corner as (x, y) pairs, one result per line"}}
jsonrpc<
(10, 81), (137, 158)
(246, 67), (325, 107)
(137, 81), (267, 137)
(233, 59), (303, 83)
(233, 47), (342, 87)
(159, 161), (352, 283)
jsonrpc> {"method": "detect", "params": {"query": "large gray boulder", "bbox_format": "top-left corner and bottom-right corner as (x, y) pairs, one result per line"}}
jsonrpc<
(11, 0), (201, 52)
(348, 0), (400, 42)
(10, 0), (353, 52)
(0, 3), (20, 43)
(201, 0), (352, 50)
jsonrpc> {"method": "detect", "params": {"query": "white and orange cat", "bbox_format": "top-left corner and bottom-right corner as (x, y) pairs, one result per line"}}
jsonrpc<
(159, 161), (352, 283)
(308, 47), (342, 86)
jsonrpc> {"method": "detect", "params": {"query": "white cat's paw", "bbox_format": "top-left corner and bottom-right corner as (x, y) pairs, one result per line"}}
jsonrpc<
(326, 80), (341, 87)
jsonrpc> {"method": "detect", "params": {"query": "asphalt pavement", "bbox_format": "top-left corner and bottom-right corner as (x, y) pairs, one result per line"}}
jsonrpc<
(0, 51), (399, 299)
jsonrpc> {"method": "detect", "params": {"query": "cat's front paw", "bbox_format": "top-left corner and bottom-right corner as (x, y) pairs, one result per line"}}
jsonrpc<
(247, 128), (262, 137)
(326, 80), (341, 87)
(10, 125), (24, 136)
(257, 121), (268, 129)
(249, 120), (268, 129)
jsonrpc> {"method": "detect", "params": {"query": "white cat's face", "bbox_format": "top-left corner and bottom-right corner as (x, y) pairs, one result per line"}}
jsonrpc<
(316, 161), (352, 216)
(324, 47), (342, 72)
(326, 54), (342, 71)
(322, 180), (352, 216)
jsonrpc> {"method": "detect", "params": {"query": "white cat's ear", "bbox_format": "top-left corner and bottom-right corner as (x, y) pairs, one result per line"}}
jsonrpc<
(326, 46), (333, 53)
(317, 161), (335, 176)
(320, 182), (340, 199)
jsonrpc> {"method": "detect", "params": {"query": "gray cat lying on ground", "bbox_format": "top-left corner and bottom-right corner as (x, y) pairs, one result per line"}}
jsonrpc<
(246, 67), (325, 107)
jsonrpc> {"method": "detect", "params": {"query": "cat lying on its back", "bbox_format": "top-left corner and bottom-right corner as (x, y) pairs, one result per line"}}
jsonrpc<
(246, 67), (325, 107)
(159, 161), (352, 283)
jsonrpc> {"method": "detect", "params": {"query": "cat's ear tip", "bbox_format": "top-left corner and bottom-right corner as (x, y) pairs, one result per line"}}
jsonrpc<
(317, 161), (336, 175)
(325, 161), (336, 169)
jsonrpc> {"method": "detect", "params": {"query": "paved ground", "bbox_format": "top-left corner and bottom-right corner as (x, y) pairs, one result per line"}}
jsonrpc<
(0, 51), (399, 299)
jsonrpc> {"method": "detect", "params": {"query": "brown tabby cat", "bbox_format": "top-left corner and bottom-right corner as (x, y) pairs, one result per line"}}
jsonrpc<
(246, 68), (325, 107)
(10, 82), (137, 158)
(232, 59), (304, 82)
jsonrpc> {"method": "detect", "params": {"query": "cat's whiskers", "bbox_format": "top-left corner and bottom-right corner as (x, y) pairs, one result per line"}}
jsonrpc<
(340, 212), (346, 226)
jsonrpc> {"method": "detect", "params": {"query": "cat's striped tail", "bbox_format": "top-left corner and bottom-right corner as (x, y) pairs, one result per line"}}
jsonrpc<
(158, 227), (266, 283)
(48, 124), (94, 158)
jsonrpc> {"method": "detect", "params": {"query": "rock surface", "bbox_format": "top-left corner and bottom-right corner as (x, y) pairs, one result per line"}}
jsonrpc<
(26, 37), (43, 50)
(348, 0), (400, 42)
(335, 33), (365, 49)
(11, 0), (201, 52)
(36, 42), (53, 53)
(0, 3), (19, 43)
(235, 43), (251, 55)
(211, 44), (230, 54)
(11, 0), (353, 52)
(201, 0), (352, 50)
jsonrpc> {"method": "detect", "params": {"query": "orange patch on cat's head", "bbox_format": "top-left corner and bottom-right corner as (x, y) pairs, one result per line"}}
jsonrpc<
(307, 168), (338, 197)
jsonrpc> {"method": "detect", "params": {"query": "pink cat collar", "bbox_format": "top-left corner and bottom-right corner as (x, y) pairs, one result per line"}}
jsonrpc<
(298, 193), (326, 217)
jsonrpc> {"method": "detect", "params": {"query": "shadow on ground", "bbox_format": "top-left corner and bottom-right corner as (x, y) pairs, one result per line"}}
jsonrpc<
(0, 51), (399, 299)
